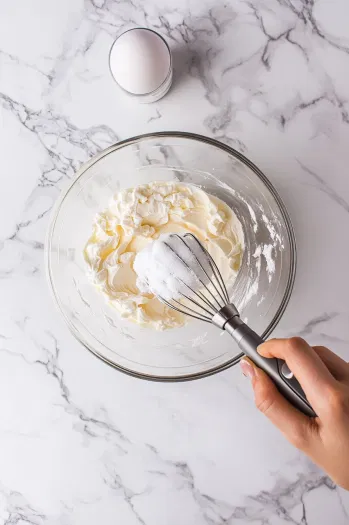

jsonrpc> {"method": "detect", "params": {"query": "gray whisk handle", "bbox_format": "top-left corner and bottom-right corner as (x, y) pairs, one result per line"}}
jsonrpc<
(223, 317), (316, 418)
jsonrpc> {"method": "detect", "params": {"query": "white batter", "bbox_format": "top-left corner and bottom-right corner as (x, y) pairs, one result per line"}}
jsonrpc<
(84, 182), (244, 330)
(134, 233), (214, 301)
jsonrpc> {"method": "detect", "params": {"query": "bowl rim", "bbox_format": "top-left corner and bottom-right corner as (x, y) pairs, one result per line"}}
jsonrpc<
(45, 131), (297, 382)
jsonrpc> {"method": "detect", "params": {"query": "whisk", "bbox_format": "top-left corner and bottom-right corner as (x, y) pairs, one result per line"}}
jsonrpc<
(155, 233), (316, 418)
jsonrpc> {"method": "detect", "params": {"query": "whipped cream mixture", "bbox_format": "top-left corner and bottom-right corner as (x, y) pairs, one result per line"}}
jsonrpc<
(134, 233), (213, 301)
(84, 182), (244, 330)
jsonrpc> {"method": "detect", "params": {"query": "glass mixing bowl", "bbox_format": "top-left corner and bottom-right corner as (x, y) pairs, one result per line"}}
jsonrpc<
(46, 132), (296, 380)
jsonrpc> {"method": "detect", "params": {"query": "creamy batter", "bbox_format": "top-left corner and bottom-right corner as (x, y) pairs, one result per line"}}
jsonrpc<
(134, 233), (214, 301)
(84, 182), (244, 330)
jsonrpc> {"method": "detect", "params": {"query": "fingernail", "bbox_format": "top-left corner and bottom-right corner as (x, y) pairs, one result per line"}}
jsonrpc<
(240, 357), (256, 380)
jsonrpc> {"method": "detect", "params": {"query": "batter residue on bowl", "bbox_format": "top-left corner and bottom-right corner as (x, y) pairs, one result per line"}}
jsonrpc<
(84, 182), (244, 330)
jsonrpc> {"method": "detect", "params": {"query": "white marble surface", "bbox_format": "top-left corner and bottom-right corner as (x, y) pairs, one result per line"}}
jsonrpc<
(1, 0), (349, 523)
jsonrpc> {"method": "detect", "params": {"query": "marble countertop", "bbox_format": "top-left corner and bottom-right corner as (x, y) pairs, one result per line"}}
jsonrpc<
(1, 0), (349, 523)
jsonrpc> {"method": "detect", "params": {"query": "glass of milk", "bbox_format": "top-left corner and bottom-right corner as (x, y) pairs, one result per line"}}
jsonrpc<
(109, 28), (173, 103)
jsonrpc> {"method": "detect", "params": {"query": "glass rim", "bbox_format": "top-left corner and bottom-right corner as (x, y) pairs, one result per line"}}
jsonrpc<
(45, 131), (297, 382)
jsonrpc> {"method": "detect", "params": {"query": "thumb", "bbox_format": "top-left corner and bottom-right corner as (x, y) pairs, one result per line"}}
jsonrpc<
(240, 357), (317, 450)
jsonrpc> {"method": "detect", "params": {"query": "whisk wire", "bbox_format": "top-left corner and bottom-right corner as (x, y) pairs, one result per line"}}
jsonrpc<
(158, 295), (212, 323)
(174, 281), (217, 317)
(144, 274), (216, 321)
(148, 233), (231, 323)
(173, 235), (226, 310)
(163, 238), (220, 309)
(182, 233), (230, 305)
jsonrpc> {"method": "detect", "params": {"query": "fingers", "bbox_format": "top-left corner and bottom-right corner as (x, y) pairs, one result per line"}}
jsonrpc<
(240, 357), (318, 450)
(258, 337), (337, 414)
(313, 346), (349, 381)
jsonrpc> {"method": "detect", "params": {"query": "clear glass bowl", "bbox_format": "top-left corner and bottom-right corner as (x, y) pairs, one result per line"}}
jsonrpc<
(46, 132), (296, 380)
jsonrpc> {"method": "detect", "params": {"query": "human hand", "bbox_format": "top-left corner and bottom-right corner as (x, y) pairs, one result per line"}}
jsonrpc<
(240, 337), (349, 490)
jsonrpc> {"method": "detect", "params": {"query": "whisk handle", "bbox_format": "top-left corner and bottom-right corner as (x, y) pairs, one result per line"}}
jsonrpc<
(224, 319), (316, 418)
